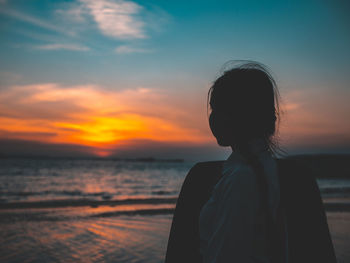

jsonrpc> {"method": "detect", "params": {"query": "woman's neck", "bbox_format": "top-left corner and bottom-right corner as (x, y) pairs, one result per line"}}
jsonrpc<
(231, 138), (269, 155)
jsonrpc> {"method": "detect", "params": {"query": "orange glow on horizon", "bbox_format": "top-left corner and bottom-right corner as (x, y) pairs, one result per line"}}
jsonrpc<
(0, 83), (211, 156)
(0, 83), (349, 155)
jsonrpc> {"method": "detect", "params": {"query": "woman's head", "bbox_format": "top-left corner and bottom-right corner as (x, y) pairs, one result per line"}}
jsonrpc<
(208, 62), (280, 152)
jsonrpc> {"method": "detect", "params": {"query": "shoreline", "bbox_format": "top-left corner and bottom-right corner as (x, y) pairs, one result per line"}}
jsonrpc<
(0, 197), (177, 209)
(1, 197), (350, 213)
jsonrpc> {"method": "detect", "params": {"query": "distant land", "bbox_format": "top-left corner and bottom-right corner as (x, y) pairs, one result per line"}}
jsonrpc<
(0, 155), (184, 163)
(285, 154), (350, 178)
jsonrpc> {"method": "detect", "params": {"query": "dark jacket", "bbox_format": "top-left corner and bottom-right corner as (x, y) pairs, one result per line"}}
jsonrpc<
(165, 159), (337, 263)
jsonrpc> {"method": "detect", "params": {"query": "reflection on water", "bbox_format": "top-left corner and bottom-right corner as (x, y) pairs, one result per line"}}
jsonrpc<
(0, 213), (172, 263)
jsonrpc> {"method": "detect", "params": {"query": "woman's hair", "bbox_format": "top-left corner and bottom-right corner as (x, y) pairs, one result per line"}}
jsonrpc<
(207, 61), (281, 155)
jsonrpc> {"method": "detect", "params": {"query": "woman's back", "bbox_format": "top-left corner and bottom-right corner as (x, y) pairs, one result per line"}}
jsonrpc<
(199, 141), (281, 262)
(165, 158), (336, 263)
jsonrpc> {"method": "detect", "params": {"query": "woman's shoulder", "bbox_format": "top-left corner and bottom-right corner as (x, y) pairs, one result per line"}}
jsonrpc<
(179, 161), (225, 197)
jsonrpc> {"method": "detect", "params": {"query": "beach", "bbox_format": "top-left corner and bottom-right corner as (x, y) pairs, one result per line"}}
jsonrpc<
(1, 158), (350, 262)
(0, 211), (172, 263)
(1, 207), (349, 263)
(327, 212), (350, 263)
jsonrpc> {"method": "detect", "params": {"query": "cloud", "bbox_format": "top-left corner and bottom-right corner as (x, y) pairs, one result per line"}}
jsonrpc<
(34, 43), (90, 51)
(0, 138), (97, 158)
(0, 8), (74, 36)
(2, 0), (169, 54)
(55, 3), (87, 23)
(114, 45), (152, 54)
(279, 88), (350, 150)
(0, 83), (211, 154)
(79, 0), (146, 39)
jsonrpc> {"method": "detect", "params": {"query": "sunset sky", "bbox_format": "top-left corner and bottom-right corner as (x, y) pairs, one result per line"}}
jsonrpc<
(0, 0), (349, 160)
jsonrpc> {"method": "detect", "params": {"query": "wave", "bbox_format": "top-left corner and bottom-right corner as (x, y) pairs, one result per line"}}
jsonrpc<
(0, 190), (125, 198)
(91, 208), (175, 218)
(1, 190), (88, 197)
(0, 207), (175, 223)
(0, 197), (177, 209)
(2, 187), (348, 200)
(1, 190), (178, 202)
(0, 201), (349, 224)
(1, 202), (349, 224)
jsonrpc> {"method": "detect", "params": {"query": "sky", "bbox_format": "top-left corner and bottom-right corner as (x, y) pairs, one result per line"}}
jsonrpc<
(0, 0), (349, 160)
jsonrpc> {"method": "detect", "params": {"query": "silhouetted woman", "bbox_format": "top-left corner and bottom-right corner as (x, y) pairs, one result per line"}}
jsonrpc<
(165, 62), (336, 263)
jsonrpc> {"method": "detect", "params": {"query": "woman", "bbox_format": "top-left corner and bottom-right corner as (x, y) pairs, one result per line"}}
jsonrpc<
(165, 62), (336, 263)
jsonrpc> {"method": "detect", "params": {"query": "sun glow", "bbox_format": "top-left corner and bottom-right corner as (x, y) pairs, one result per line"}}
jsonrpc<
(56, 113), (208, 147)
(56, 115), (147, 144)
(0, 83), (211, 156)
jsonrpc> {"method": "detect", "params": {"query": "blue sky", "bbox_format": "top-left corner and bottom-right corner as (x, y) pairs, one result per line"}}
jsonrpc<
(0, 0), (349, 159)
(1, 0), (349, 86)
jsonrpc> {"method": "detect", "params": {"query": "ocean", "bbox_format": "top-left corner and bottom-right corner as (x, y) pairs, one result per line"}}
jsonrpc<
(0, 158), (349, 263)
